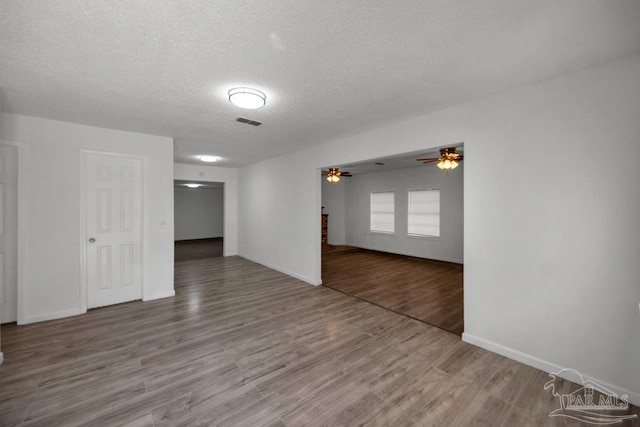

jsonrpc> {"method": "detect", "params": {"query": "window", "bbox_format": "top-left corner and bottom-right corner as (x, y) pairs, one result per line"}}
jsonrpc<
(370, 192), (395, 233)
(408, 189), (440, 237)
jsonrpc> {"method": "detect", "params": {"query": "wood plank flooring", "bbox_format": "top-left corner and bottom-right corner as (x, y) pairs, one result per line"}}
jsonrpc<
(0, 255), (636, 426)
(175, 238), (223, 262)
(322, 249), (464, 335)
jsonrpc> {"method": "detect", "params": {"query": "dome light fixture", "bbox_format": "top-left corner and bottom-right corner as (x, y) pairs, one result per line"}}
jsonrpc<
(185, 183), (202, 188)
(228, 87), (266, 109)
(199, 155), (219, 162)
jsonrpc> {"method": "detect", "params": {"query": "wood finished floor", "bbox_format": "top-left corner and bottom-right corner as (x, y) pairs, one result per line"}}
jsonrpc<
(1, 255), (637, 426)
(175, 238), (223, 262)
(322, 249), (464, 335)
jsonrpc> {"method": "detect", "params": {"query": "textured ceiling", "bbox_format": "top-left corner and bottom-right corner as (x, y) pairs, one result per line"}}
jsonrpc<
(1, 1), (639, 167)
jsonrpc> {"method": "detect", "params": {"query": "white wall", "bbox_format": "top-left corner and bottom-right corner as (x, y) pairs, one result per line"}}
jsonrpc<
(0, 114), (175, 324)
(344, 165), (463, 263)
(238, 55), (640, 404)
(173, 163), (238, 256)
(321, 178), (346, 245)
(174, 186), (224, 240)
(0, 89), (2, 362)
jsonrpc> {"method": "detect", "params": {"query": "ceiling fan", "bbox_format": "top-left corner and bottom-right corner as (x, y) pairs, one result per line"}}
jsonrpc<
(322, 167), (352, 183)
(416, 147), (464, 174)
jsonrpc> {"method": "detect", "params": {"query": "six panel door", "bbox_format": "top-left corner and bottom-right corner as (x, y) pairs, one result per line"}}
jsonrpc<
(85, 153), (143, 308)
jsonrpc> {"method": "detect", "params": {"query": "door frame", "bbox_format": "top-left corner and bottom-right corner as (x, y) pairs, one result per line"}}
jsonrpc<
(79, 149), (148, 312)
(1, 140), (27, 325)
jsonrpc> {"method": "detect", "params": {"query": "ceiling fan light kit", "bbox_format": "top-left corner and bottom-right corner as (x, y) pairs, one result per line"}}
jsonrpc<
(417, 147), (463, 175)
(437, 159), (458, 170)
(322, 167), (352, 185)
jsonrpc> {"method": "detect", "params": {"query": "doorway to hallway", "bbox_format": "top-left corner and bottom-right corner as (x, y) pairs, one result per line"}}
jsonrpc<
(174, 180), (224, 262)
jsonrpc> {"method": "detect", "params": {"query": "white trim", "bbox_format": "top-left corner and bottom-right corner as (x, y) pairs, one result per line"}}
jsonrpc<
(1, 140), (28, 325)
(240, 254), (322, 286)
(79, 149), (147, 310)
(462, 332), (640, 407)
(347, 243), (463, 264)
(141, 155), (149, 300)
(142, 289), (175, 301)
(78, 151), (87, 313)
(314, 171), (322, 285)
(21, 308), (86, 325)
(0, 352), (3, 366)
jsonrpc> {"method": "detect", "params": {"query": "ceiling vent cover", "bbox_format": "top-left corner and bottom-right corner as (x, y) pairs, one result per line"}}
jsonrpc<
(236, 117), (262, 126)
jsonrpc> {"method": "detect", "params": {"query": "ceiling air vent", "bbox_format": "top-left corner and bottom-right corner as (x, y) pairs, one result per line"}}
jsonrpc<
(236, 117), (262, 126)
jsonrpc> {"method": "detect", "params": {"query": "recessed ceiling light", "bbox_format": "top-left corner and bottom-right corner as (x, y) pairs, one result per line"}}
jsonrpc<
(185, 183), (201, 188)
(199, 155), (219, 162)
(228, 87), (266, 109)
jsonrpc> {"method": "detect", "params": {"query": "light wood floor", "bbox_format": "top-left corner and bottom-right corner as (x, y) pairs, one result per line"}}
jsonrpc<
(175, 237), (223, 262)
(0, 255), (636, 426)
(322, 249), (464, 335)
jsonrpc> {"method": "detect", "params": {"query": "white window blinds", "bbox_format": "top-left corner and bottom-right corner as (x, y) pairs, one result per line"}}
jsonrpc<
(408, 190), (440, 237)
(370, 192), (395, 233)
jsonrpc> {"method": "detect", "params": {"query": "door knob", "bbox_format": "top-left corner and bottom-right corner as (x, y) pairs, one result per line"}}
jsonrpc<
(89, 238), (96, 243)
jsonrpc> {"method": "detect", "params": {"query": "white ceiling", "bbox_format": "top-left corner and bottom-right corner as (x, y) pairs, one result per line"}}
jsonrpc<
(1, 1), (639, 167)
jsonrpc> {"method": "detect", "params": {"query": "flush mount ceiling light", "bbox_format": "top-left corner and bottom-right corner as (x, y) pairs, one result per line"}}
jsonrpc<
(185, 183), (202, 188)
(199, 155), (219, 162)
(228, 87), (266, 109)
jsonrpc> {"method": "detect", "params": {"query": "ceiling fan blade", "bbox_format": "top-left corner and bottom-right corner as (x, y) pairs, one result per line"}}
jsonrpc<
(417, 158), (440, 163)
(340, 172), (353, 176)
(416, 157), (439, 161)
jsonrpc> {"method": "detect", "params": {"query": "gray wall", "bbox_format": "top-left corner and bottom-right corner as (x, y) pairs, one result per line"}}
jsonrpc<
(174, 186), (224, 241)
(345, 164), (463, 263)
(237, 55), (640, 401)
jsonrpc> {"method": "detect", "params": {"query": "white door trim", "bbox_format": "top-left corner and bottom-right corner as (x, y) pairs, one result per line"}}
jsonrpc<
(79, 149), (148, 311)
(0, 139), (28, 325)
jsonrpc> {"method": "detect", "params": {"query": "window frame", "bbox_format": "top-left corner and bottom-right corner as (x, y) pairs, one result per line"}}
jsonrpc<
(407, 188), (441, 239)
(370, 191), (396, 234)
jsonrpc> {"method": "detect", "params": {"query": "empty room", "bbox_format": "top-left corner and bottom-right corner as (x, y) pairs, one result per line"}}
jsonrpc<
(321, 150), (464, 335)
(1, 1), (639, 426)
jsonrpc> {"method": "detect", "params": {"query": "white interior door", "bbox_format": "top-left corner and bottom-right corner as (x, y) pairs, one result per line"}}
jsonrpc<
(0, 144), (18, 323)
(84, 152), (143, 308)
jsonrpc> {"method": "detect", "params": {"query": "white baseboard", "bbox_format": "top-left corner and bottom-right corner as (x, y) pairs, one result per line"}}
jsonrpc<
(0, 352), (3, 366)
(462, 332), (640, 407)
(19, 307), (86, 325)
(143, 290), (175, 301)
(346, 243), (463, 264)
(240, 255), (322, 286)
